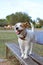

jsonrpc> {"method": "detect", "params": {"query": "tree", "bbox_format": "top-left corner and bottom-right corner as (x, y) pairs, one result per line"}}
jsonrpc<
(6, 12), (31, 25)
(36, 18), (43, 27)
(0, 19), (7, 27)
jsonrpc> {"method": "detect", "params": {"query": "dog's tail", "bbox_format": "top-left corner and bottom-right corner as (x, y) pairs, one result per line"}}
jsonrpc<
(30, 22), (34, 32)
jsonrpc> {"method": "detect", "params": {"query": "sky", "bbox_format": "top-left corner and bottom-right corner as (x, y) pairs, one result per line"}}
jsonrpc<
(0, 0), (43, 20)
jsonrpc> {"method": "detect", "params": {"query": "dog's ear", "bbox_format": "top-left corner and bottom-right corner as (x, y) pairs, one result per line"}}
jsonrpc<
(22, 22), (30, 28)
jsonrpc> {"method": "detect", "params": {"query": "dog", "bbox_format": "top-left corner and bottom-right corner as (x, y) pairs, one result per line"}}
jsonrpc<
(14, 22), (35, 59)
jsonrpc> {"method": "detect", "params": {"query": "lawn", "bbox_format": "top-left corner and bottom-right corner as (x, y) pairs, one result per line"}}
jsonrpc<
(0, 30), (18, 58)
(0, 30), (43, 59)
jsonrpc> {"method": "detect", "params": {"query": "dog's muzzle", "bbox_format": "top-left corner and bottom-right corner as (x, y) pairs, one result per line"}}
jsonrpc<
(16, 27), (19, 30)
(16, 29), (23, 35)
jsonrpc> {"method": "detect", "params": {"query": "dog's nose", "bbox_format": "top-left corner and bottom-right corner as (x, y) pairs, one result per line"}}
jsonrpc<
(16, 27), (18, 30)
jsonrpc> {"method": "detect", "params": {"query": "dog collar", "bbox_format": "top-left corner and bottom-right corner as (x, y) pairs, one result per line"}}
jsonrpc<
(19, 32), (27, 40)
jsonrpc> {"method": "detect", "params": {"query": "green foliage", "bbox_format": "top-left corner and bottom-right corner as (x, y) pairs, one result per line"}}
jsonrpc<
(0, 19), (8, 27)
(36, 18), (43, 28)
(35, 24), (42, 28)
(0, 12), (43, 28)
(6, 12), (31, 25)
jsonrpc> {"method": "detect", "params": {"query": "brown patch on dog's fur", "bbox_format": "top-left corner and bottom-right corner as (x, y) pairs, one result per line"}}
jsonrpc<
(21, 22), (30, 28)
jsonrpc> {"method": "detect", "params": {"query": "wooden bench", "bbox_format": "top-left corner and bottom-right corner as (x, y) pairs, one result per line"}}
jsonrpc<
(5, 43), (43, 65)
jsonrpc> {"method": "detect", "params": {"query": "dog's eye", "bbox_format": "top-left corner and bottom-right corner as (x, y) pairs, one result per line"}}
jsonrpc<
(20, 25), (24, 28)
(20, 25), (22, 27)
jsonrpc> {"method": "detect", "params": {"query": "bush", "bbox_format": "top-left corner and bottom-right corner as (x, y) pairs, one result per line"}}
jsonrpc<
(35, 24), (42, 28)
(0, 19), (8, 27)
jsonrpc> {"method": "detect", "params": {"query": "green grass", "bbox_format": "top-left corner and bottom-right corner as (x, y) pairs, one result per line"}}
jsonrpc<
(0, 30), (43, 59)
(0, 31), (18, 58)
(0, 31), (17, 42)
(0, 42), (6, 58)
(33, 44), (43, 56)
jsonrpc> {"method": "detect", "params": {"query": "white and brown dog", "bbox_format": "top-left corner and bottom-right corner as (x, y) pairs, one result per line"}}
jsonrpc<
(14, 22), (35, 59)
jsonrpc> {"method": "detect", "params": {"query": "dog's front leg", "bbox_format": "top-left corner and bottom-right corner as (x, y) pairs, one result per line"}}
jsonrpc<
(24, 46), (29, 59)
(20, 46), (24, 58)
(18, 39), (24, 58)
(29, 42), (33, 55)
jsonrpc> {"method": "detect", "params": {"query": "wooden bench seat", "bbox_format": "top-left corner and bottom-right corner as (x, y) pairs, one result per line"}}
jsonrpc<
(5, 43), (43, 65)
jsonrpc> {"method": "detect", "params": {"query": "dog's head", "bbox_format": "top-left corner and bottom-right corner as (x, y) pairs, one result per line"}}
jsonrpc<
(14, 22), (29, 35)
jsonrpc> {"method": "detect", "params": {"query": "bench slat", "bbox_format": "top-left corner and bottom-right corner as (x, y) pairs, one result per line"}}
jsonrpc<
(29, 53), (43, 65)
(5, 43), (43, 65)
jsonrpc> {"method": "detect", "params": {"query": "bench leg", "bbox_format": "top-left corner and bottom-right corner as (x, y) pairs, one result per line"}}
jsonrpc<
(6, 46), (9, 59)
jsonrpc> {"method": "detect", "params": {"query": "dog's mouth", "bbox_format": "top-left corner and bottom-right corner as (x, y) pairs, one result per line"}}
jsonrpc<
(16, 30), (23, 35)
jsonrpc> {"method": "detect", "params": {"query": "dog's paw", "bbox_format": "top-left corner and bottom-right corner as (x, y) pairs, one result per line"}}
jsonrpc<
(23, 55), (28, 59)
(29, 51), (32, 55)
(21, 54), (24, 58)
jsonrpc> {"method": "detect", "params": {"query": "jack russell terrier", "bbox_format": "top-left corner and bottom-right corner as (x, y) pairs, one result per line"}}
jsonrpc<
(13, 22), (36, 59)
